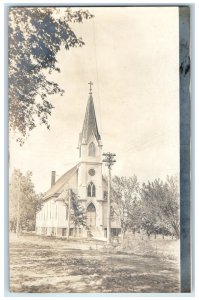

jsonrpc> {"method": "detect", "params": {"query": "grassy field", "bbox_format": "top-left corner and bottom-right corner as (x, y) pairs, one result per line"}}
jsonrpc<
(9, 233), (180, 293)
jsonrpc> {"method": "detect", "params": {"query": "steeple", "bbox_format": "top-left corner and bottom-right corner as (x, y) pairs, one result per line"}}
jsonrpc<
(77, 82), (103, 204)
(79, 82), (101, 145)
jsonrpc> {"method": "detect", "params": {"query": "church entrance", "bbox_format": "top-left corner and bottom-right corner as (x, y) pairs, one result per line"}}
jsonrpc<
(87, 203), (96, 227)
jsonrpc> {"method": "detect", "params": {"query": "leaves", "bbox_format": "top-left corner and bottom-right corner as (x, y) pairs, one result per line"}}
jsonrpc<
(141, 176), (180, 237)
(9, 169), (43, 231)
(8, 7), (94, 143)
(70, 190), (87, 229)
(111, 175), (179, 238)
(111, 175), (141, 235)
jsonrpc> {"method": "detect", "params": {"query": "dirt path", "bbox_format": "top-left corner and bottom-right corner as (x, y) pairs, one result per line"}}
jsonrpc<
(9, 234), (180, 293)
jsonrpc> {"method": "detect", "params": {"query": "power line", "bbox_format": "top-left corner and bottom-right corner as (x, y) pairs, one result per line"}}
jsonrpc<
(92, 11), (102, 136)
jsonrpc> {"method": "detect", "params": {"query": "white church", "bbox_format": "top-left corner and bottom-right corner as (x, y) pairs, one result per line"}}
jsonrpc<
(35, 84), (121, 239)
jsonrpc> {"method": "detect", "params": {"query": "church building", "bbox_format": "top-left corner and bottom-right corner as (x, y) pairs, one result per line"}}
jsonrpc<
(35, 83), (121, 239)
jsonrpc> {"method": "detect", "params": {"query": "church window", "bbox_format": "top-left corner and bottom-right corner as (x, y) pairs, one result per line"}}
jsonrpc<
(87, 182), (96, 197)
(88, 168), (95, 176)
(87, 203), (96, 227)
(88, 142), (95, 156)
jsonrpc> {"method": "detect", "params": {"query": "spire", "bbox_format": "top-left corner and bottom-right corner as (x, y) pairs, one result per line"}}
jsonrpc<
(79, 82), (101, 145)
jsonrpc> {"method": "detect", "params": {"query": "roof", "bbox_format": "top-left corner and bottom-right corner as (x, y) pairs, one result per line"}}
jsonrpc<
(43, 164), (78, 201)
(79, 93), (101, 145)
(56, 189), (69, 202)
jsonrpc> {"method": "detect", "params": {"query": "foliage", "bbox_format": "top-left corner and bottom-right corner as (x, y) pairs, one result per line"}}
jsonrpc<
(8, 7), (93, 143)
(70, 190), (87, 229)
(110, 175), (179, 240)
(111, 175), (141, 239)
(9, 169), (43, 232)
(140, 176), (180, 238)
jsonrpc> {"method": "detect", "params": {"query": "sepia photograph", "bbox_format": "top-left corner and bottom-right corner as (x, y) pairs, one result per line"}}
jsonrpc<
(7, 5), (190, 294)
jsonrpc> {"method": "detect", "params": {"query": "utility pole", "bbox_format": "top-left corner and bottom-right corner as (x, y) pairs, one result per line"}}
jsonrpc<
(67, 189), (71, 241)
(102, 152), (116, 244)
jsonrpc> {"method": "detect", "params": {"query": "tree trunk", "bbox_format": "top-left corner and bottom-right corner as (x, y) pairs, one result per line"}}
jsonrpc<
(16, 196), (21, 237)
(173, 224), (180, 239)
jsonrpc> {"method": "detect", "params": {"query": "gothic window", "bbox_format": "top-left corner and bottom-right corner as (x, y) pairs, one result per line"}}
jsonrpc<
(87, 203), (96, 227)
(88, 142), (95, 156)
(87, 182), (96, 197)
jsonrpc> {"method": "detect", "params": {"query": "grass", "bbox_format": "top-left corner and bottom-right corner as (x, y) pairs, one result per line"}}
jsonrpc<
(9, 232), (180, 293)
(114, 232), (180, 261)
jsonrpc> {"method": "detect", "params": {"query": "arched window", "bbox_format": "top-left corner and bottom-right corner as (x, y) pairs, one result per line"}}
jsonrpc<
(87, 203), (96, 227)
(88, 142), (95, 156)
(87, 182), (96, 197)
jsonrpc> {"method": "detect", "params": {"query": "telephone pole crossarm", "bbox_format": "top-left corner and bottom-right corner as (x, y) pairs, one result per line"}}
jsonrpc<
(102, 152), (117, 169)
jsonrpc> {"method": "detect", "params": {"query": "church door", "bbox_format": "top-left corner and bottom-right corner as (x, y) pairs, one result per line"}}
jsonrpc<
(87, 203), (96, 227)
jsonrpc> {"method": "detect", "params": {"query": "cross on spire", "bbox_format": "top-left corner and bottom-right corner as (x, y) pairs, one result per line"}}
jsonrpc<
(88, 81), (93, 94)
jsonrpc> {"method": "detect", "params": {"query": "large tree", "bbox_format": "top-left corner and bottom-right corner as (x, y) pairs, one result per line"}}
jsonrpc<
(9, 169), (43, 232)
(141, 176), (180, 238)
(111, 175), (141, 241)
(8, 7), (93, 143)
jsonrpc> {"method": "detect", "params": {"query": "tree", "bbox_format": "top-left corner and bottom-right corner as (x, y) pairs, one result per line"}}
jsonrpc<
(140, 176), (180, 238)
(9, 7), (93, 143)
(111, 175), (141, 241)
(70, 190), (87, 235)
(9, 169), (43, 233)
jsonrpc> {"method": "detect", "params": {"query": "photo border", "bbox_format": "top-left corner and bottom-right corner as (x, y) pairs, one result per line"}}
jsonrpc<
(2, 1), (195, 298)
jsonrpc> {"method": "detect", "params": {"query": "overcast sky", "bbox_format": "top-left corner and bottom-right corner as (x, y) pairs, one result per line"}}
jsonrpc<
(9, 7), (179, 193)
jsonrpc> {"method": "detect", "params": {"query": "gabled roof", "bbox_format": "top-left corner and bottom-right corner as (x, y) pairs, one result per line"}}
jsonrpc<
(43, 165), (78, 201)
(79, 93), (101, 145)
(56, 189), (69, 202)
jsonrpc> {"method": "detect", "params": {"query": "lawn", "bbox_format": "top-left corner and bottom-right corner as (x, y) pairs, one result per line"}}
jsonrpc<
(9, 233), (180, 293)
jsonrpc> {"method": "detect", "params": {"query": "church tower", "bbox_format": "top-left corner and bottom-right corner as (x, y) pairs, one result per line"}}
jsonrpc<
(77, 82), (104, 236)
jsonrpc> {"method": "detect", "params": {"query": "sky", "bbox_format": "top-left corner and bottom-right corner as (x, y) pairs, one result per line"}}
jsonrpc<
(9, 7), (180, 193)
